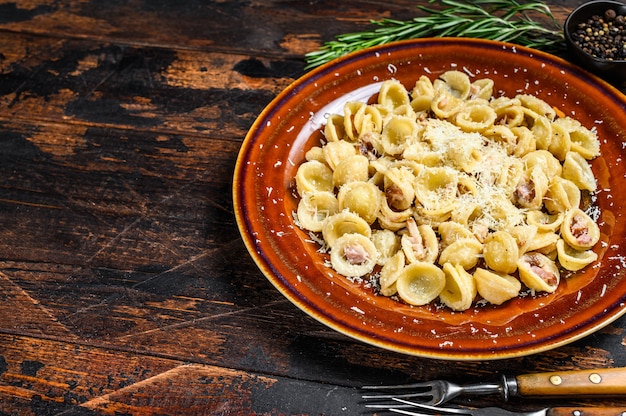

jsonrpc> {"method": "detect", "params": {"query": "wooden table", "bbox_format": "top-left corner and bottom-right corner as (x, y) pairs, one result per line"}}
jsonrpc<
(1, 1), (625, 414)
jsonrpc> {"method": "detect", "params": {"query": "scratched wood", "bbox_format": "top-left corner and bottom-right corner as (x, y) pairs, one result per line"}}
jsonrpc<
(1, 0), (626, 415)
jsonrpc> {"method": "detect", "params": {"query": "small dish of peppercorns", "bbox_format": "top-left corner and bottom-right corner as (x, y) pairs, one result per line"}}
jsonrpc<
(565, 0), (626, 82)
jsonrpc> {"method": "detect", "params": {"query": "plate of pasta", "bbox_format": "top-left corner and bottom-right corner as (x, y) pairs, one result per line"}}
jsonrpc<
(233, 38), (626, 360)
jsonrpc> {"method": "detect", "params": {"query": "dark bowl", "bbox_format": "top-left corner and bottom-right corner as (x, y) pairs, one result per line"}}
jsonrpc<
(564, 0), (626, 82)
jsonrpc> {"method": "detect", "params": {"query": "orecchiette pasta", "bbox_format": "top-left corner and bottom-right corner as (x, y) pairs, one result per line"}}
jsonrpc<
(293, 71), (602, 311)
(556, 238), (598, 271)
(337, 181), (382, 225)
(473, 268), (521, 305)
(322, 210), (371, 248)
(330, 233), (378, 277)
(483, 231), (519, 274)
(517, 252), (560, 293)
(401, 218), (439, 264)
(379, 250), (405, 296)
(371, 229), (400, 266)
(440, 263), (477, 311)
(560, 208), (600, 250)
(295, 160), (334, 196)
(562, 151), (597, 191)
(395, 262), (446, 306)
(297, 191), (339, 232)
(332, 154), (369, 187)
(438, 238), (483, 270)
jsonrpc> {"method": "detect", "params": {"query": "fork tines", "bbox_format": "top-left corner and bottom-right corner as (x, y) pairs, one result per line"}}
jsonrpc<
(361, 382), (434, 401)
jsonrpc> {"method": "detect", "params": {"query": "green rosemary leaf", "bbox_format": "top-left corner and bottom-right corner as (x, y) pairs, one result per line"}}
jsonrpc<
(304, 0), (564, 69)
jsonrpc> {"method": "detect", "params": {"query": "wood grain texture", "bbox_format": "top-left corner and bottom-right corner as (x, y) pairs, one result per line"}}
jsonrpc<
(0, 0), (625, 414)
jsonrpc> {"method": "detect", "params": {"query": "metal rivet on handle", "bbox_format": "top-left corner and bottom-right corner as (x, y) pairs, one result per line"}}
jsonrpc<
(549, 375), (562, 385)
(588, 373), (602, 384)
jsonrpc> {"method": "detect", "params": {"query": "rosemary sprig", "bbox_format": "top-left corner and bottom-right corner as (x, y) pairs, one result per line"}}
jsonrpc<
(305, 0), (564, 69)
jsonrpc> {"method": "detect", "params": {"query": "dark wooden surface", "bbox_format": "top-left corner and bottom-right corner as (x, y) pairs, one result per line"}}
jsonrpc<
(1, 1), (625, 415)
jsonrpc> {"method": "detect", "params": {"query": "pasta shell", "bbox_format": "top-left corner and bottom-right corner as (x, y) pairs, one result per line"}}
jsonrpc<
(562, 151), (597, 192)
(569, 126), (600, 160)
(322, 140), (357, 171)
(439, 70), (471, 100)
(544, 177), (581, 214)
(355, 105), (384, 137)
(525, 231), (560, 255)
(495, 157), (524, 197)
(338, 181), (382, 225)
(438, 221), (476, 246)
(371, 229), (401, 266)
(522, 150), (562, 179)
(322, 211), (371, 248)
(332, 154), (369, 188)
(379, 250), (405, 296)
(378, 80), (410, 109)
(513, 165), (548, 210)
(450, 200), (482, 226)
(440, 263), (477, 311)
(510, 126), (536, 158)
(554, 116), (600, 159)
(384, 166), (416, 211)
(484, 125), (516, 155)
(403, 142), (442, 167)
(324, 114), (345, 142)
(526, 210), (564, 232)
(445, 136), (483, 173)
(490, 96), (521, 113)
(438, 238), (482, 270)
(495, 104), (525, 128)
(431, 90), (462, 119)
(411, 75), (434, 97)
(517, 252), (560, 293)
(560, 208), (601, 251)
(395, 262), (446, 306)
(330, 233), (378, 277)
(529, 114), (553, 150)
(517, 94), (556, 120)
(508, 224), (538, 255)
(548, 119), (572, 161)
(473, 268), (521, 305)
(305, 146), (325, 163)
(410, 75), (435, 112)
(483, 231), (519, 274)
(556, 239), (598, 271)
(381, 116), (419, 156)
(484, 195), (525, 230)
(296, 191), (339, 232)
(454, 104), (497, 132)
(378, 195), (413, 231)
(469, 78), (494, 100)
(295, 160), (334, 197)
(343, 101), (365, 141)
(401, 220), (439, 264)
(414, 166), (458, 212)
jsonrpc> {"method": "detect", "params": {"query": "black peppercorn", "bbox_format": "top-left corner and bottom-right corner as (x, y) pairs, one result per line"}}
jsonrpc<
(605, 8), (617, 21)
(572, 8), (626, 60)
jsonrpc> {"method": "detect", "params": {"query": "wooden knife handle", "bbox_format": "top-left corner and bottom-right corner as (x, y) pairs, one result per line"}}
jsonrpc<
(548, 408), (626, 416)
(516, 367), (626, 396)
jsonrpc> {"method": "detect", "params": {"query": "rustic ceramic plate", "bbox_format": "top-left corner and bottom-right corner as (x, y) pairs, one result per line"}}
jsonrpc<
(233, 38), (626, 360)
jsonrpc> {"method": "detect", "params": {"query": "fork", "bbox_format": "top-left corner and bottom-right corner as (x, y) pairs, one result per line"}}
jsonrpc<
(362, 367), (626, 406)
(378, 398), (626, 416)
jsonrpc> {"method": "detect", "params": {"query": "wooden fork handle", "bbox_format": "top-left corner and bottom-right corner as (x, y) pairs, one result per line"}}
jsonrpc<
(516, 367), (626, 397)
(548, 408), (626, 416)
